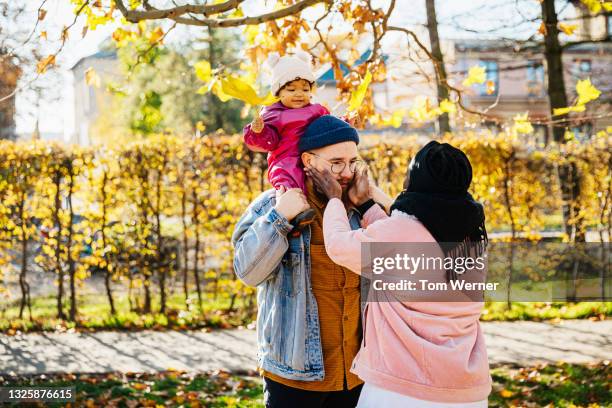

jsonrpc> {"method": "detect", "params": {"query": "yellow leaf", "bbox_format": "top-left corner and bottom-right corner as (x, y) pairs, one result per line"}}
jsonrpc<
(439, 99), (456, 114)
(604, 2), (612, 12)
(462, 65), (486, 87)
(194, 60), (212, 82)
(208, 78), (232, 102)
(486, 80), (496, 95)
(38, 9), (47, 21)
(558, 23), (578, 35)
(85, 67), (101, 88)
(512, 112), (533, 134)
(196, 121), (206, 132)
(40, 31), (47, 40)
(219, 74), (277, 106)
(36, 54), (56, 74)
(229, 7), (244, 18)
(575, 78), (601, 105)
(564, 129), (575, 141)
(538, 21), (547, 36)
(347, 69), (372, 112)
(581, 0), (602, 13)
(148, 27), (164, 44)
(500, 388), (514, 398)
(552, 105), (585, 116)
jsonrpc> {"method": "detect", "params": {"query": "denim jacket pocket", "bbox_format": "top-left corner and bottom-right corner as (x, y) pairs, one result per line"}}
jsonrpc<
(279, 252), (303, 297)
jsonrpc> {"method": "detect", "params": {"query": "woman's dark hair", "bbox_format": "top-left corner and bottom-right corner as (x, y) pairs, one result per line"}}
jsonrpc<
(392, 141), (488, 281)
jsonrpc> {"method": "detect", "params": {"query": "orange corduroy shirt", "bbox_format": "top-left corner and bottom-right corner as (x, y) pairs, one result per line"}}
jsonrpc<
(263, 182), (363, 391)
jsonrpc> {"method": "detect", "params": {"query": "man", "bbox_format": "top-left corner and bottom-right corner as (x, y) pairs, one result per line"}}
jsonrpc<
(232, 115), (378, 407)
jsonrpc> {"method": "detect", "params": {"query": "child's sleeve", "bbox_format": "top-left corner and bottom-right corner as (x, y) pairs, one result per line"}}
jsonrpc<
(243, 109), (281, 152)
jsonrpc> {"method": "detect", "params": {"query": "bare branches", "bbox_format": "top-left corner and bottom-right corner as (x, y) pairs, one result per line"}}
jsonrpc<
(561, 37), (612, 50)
(388, 25), (493, 119)
(115, 0), (331, 27)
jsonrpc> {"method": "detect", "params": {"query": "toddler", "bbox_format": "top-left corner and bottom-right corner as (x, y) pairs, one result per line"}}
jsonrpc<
(243, 51), (329, 229)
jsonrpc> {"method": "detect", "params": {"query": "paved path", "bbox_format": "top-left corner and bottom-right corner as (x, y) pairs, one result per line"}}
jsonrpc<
(1, 320), (610, 375)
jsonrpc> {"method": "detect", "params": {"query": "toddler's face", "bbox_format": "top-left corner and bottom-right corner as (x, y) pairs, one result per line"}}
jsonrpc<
(278, 79), (312, 109)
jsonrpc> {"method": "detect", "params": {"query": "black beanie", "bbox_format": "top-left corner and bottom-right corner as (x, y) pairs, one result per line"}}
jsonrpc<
(406, 141), (473, 195)
(298, 115), (359, 153)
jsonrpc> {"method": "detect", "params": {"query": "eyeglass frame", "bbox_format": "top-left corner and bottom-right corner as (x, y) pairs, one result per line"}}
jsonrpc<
(305, 152), (367, 175)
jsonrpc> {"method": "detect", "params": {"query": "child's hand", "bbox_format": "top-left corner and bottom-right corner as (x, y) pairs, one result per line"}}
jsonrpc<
(347, 112), (362, 128)
(251, 107), (264, 133)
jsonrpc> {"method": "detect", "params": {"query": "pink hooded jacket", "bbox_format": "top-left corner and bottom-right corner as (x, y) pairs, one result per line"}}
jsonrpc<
(322, 198), (492, 403)
(243, 102), (329, 192)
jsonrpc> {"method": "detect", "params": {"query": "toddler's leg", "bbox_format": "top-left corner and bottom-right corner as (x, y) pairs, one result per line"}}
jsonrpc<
(270, 170), (314, 234)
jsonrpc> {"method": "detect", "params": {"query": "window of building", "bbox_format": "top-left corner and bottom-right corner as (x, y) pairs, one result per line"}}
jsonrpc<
(474, 60), (499, 97)
(526, 60), (545, 97)
(573, 59), (592, 76)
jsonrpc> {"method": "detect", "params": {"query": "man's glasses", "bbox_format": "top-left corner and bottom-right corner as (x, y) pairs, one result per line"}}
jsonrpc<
(307, 152), (366, 175)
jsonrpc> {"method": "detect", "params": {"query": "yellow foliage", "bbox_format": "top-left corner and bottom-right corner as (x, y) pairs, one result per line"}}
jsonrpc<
(347, 69), (372, 112)
(462, 66), (486, 87)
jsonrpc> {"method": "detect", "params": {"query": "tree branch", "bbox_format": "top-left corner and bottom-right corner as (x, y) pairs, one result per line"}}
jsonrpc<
(115, 0), (330, 27)
(388, 25), (494, 119)
(117, 0), (244, 20)
(561, 37), (611, 50)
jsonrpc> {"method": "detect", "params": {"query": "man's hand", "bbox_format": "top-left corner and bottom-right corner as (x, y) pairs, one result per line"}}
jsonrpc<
(348, 166), (371, 206)
(304, 166), (342, 200)
(275, 186), (310, 221)
(250, 107), (264, 133)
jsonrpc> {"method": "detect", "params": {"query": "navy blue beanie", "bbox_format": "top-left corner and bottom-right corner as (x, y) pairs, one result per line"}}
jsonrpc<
(298, 115), (359, 153)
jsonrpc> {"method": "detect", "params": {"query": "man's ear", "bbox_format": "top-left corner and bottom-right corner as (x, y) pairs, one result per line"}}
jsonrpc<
(301, 152), (311, 166)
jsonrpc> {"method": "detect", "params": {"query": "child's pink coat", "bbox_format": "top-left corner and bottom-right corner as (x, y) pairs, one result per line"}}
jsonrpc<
(243, 101), (329, 192)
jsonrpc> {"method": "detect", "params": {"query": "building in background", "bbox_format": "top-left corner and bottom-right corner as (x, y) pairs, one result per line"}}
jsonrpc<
(69, 49), (119, 146)
(0, 55), (22, 141)
(448, 39), (611, 142)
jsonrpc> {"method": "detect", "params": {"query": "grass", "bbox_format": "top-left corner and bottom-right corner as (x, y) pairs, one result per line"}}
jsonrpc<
(1, 292), (610, 335)
(0, 362), (609, 407)
(0, 370), (263, 408)
(489, 361), (611, 407)
(0, 291), (255, 335)
(481, 301), (612, 322)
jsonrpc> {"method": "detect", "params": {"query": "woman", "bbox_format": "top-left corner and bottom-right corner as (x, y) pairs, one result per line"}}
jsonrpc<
(305, 141), (491, 407)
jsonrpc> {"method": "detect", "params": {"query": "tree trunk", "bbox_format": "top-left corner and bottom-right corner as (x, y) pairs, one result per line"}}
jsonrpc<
(66, 170), (77, 322)
(101, 171), (116, 315)
(191, 189), (203, 313)
(52, 171), (66, 319)
(541, 0), (584, 242)
(181, 187), (189, 305)
(155, 158), (167, 314)
(425, 0), (451, 134)
(18, 198), (32, 321)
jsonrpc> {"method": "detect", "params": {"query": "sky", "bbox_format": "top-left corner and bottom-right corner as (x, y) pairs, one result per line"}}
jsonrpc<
(11, 0), (567, 139)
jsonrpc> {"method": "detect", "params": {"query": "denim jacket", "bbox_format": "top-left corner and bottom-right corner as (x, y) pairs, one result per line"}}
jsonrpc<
(231, 189), (362, 381)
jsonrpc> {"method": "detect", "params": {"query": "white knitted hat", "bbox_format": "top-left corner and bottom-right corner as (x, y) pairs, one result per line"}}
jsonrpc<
(267, 51), (315, 95)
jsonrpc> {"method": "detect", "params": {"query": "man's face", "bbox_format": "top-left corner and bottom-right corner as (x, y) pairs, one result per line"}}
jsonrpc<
(278, 79), (312, 109)
(302, 141), (359, 192)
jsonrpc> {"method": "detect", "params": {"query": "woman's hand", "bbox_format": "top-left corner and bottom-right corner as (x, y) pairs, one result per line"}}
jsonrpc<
(304, 166), (342, 200)
(369, 184), (393, 213)
(348, 166), (371, 206)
